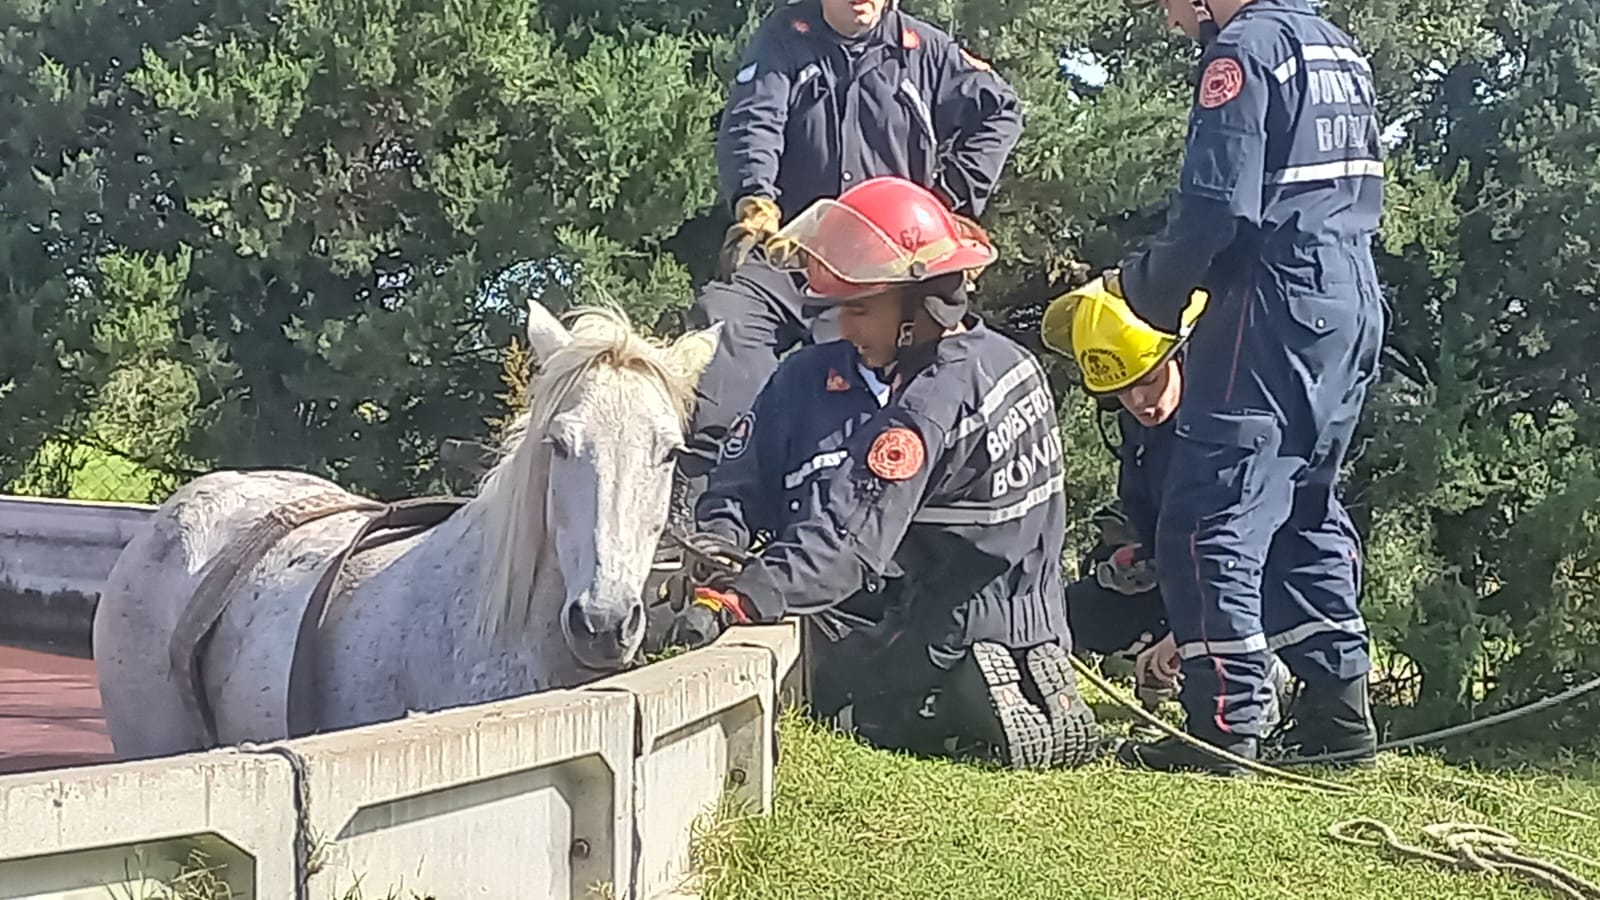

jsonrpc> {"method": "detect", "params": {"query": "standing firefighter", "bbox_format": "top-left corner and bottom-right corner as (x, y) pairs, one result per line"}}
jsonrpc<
(1094, 0), (1387, 773)
(673, 0), (1023, 524)
(663, 177), (1103, 771)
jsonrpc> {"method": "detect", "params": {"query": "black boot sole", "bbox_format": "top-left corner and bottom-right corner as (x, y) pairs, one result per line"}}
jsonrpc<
(1021, 642), (1105, 769)
(970, 642), (1053, 769)
(969, 642), (1105, 770)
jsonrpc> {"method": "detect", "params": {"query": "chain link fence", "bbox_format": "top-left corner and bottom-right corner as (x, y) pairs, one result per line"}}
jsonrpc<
(6, 439), (189, 505)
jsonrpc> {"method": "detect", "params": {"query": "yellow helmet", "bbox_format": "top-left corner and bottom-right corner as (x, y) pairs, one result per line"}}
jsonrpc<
(1039, 274), (1208, 395)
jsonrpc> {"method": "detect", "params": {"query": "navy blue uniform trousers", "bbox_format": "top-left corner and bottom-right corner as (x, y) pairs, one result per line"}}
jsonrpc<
(1158, 245), (1384, 739)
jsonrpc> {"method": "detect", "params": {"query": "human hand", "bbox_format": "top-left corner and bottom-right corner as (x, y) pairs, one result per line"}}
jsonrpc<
(719, 196), (781, 279)
(1134, 632), (1180, 690)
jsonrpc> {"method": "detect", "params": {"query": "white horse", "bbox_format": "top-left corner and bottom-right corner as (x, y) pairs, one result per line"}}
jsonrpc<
(92, 302), (719, 760)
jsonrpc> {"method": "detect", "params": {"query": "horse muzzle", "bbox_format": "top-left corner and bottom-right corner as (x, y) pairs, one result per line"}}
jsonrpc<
(564, 594), (646, 670)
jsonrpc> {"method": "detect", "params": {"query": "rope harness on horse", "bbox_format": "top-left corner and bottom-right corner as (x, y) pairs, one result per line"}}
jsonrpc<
(641, 527), (756, 656)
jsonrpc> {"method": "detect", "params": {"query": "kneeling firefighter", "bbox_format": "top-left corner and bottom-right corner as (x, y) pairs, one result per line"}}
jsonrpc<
(656, 176), (1105, 770)
(1041, 279), (1293, 745)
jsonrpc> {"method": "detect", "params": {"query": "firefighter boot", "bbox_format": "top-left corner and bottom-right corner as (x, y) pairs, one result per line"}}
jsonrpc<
(1115, 722), (1258, 777)
(1269, 676), (1378, 768)
(946, 642), (1109, 770)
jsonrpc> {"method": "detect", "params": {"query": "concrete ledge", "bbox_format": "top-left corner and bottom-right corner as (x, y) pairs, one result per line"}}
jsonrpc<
(272, 689), (635, 900)
(0, 748), (297, 898)
(587, 623), (799, 900)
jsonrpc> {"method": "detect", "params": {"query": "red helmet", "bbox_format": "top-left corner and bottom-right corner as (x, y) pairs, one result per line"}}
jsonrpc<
(764, 177), (997, 300)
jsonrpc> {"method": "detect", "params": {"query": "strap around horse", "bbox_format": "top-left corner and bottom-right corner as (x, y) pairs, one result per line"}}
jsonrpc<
(285, 496), (469, 738)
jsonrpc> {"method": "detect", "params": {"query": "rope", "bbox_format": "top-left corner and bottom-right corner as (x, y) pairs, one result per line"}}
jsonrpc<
(1327, 819), (1600, 899)
(1069, 654), (1600, 894)
(1067, 653), (1357, 795)
(1285, 674), (1600, 766)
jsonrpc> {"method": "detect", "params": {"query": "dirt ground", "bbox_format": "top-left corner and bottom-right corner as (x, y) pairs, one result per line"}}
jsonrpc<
(0, 644), (113, 775)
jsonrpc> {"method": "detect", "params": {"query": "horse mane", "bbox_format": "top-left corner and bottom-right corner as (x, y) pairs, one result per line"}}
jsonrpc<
(469, 303), (697, 641)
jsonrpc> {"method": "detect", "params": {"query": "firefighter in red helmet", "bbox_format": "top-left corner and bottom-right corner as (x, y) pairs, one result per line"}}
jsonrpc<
(659, 177), (1106, 771)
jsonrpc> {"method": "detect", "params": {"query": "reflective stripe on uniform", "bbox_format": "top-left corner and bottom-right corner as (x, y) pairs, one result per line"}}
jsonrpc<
(1301, 43), (1371, 70)
(1177, 632), (1269, 660)
(784, 449), (849, 489)
(913, 479), (1060, 526)
(1265, 616), (1367, 652)
(952, 357), (1039, 440)
(1266, 158), (1384, 184)
(1273, 43), (1372, 83)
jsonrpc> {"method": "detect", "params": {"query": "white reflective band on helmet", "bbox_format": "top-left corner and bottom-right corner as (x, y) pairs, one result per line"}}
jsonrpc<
(1266, 158), (1384, 184)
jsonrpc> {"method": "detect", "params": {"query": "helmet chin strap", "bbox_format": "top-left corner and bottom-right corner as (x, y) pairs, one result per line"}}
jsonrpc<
(1193, 0), (1220, 45)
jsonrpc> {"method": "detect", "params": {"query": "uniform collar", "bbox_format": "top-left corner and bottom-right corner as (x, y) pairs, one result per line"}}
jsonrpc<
(1233, 0), (1315, 20)
(798, 2), (916, 59)
(822, 314), (986, 398)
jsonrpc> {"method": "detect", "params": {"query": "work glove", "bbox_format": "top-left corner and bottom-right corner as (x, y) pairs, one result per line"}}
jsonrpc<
(1090, 503), (1138, 550)
(1095, 543), (1158, 596)
(719, 196), (782, 279)
(663, 586), (753, 652)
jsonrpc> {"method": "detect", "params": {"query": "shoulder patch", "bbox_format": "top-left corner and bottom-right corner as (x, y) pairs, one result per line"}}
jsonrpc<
(1199, 56), (1244, 109)
(791, 17), (810, 34)
(721, 411), (756, 462)
(867, 427), (926, 481)
(901, 28), (921, 50)
(959, 48), (991, 71)
(826, 369), (850, 392)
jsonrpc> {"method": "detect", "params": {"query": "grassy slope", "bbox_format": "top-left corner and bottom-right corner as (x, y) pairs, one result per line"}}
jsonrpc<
(695, 707), (1600, 900)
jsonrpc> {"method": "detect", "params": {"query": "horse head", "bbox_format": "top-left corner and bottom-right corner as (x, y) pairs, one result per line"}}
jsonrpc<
(473, 300), (719, 673)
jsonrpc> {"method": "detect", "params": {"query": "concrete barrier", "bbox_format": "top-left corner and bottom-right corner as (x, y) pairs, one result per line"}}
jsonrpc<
(0, 749), (297, 899)
(584, 623), (801, 899)
(277, 689), (636, 900)
(0, 493), (805, 899)
(0, 497), (152, 655)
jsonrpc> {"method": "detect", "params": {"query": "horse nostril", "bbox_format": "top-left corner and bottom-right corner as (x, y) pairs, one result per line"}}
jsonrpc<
(623, 604), (644, 640)
(566, 603), (592, 638)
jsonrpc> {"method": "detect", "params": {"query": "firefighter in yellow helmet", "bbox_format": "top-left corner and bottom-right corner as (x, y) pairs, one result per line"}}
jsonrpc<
(1040, 279), (1295, 773)
(1040, 274), (1206, 414)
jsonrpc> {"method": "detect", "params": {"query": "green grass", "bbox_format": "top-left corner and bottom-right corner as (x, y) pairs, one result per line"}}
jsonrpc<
(693, 706), (1600, 900)
(8, 438), (174, 504)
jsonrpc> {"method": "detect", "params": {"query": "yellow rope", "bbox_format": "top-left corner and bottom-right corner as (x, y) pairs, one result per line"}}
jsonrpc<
(1327, 819), (1600, 899)
(1067, 653), (1357, 795)
(1069, 654), (1600, 896)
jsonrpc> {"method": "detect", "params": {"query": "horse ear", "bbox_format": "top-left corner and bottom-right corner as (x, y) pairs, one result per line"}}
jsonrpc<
(664, 322), (723, 385)
(524, 300), (571, 364)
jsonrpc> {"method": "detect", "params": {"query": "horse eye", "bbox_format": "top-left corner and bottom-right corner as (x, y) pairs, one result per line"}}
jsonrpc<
(658, 443), (684, 467)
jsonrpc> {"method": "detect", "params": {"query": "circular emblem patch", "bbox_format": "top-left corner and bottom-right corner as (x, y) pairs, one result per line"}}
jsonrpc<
(866, 427), (925, 481)
(1078, 348), (1129, 385)
(721, 411), (755, 462)
(1199, 57), (1244, 109)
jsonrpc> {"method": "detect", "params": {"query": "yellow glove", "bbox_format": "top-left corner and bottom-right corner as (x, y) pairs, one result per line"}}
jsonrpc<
(719, 196), (782, 279)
